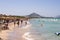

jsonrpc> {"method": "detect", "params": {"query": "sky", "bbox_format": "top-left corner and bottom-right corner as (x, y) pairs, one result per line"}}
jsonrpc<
(0, 0), (60, 17)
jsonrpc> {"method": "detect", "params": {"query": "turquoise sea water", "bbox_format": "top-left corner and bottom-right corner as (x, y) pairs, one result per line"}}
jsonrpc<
(28, 18), (60, 40)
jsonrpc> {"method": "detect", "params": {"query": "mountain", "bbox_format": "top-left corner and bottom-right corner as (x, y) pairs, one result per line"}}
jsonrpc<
(26, 13), (43, 18)
(25, 13), (54, 18)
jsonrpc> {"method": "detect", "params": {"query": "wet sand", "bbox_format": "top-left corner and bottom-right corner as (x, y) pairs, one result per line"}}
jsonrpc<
(0, 21), (31, 40)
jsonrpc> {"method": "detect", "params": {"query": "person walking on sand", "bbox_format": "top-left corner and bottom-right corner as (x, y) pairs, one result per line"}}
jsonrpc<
(6, 20), (9, 27)
(17, 20), (20, 27)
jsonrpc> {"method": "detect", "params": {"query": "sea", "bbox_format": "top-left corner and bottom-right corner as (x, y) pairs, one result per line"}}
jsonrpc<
(25, 18), (60, 40)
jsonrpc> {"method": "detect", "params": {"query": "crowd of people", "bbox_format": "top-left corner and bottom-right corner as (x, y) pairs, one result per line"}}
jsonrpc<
(14, 19), (28, 27)
(0, 18), (28, 31)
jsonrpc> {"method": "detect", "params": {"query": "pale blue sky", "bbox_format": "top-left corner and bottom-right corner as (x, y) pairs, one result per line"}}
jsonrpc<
(0, 0), (60, 17)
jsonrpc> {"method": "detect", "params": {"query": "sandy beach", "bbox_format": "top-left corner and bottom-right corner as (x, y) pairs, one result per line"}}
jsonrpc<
(0, 21), (31, 40)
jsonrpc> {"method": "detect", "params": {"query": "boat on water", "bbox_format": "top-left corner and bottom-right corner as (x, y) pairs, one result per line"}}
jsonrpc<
(55, 32), (60, 36)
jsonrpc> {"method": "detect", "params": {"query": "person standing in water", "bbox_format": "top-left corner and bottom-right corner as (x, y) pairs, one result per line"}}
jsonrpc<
(25, 21), (27, 25)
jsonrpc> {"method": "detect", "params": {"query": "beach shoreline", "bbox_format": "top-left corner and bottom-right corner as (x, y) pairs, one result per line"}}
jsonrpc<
(0, 21), (31, 40)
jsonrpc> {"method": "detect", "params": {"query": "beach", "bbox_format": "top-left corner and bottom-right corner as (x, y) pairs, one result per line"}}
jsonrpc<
(0, 18), (60, 40)
(0, 21), (31, 40)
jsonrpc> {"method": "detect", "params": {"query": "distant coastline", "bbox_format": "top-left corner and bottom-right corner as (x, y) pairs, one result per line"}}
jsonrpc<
(26, 13), (54, 19)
